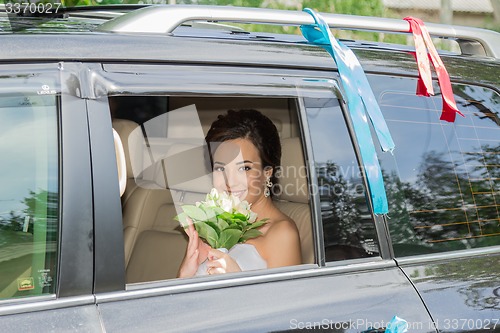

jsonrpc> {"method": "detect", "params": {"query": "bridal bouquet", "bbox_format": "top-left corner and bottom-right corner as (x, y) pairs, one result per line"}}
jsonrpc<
(175, 188), (267, 250)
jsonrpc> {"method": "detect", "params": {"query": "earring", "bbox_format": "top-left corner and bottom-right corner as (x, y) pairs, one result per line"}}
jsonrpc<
(264, 177), (273, 198)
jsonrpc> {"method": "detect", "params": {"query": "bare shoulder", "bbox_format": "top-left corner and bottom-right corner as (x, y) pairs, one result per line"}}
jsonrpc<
(261, 214), (302, 267)
(265, 215), (299, 241)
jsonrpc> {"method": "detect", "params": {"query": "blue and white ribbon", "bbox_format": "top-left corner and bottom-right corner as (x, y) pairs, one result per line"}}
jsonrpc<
(301, 8), (395, 214)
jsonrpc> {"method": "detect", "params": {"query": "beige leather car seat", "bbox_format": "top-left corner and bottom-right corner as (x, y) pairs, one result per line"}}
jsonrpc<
(112, 119), (189, 280)
(126, 143), (211, 283)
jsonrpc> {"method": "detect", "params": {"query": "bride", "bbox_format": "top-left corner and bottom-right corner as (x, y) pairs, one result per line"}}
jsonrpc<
(178, 109), (302, 278)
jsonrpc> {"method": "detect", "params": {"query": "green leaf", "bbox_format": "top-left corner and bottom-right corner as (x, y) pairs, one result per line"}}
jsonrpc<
(195, 222), (218, 248)
(218, 229), (242, 250)
(205, 221), (221, 236)
(202, 206), (217, 221)
(174, 212), (189, 228)
(232, 213), (247, 221)
(248, 219), (268, 229)
(212, 207), (225, 215)
(224, 224), (242, 230)
(231, 219), (247, 228)
(216, 217), (229, 230)
(241, 229), (263, 241)
(182, 205), (207, 221)
(218, 211), (233, 221)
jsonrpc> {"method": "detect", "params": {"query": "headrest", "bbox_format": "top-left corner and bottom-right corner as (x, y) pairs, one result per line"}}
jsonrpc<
(162, 143), (213, 194)
(133, 140), (213, 195)
(112, 119), (141, 179)
(275, 137), (309, 203)
(112, 129), (127, 197)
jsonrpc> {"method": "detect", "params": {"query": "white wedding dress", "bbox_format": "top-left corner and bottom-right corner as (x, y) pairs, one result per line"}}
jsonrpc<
(195, 243), (267, 276)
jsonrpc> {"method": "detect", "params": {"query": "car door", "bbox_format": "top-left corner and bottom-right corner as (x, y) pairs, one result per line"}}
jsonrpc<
(370, 73), (500, 333)
(0, 63), (101, 331)
(86, 62), (437, 333)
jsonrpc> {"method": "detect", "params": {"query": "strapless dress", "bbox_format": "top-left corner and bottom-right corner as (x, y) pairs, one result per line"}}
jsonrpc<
(195, 243), (267, 276)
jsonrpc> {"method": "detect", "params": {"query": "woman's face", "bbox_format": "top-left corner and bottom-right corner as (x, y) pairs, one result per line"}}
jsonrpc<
(211, 138), (271, 204)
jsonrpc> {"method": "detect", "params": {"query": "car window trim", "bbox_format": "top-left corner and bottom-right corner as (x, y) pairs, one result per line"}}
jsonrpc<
(91, 64), (395, 292)
(96, 258), (394, 303)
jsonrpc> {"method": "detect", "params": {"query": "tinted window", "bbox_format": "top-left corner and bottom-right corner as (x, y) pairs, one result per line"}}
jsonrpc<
(370, 74), (500, 256)
(0, 93), (59, 299)
(305, 97), (379, 261)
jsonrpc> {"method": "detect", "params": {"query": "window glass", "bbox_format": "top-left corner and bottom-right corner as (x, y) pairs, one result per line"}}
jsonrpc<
(304, 97), (379, 261)
(370, 74), (500, 256)
(0, 92), (59, 300)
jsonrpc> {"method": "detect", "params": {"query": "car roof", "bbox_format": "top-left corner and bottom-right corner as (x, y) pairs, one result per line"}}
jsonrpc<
(0, 4), (499, 87)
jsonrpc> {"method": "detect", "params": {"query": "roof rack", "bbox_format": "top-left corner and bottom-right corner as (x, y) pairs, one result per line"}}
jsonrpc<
(97, 5), (500, 59)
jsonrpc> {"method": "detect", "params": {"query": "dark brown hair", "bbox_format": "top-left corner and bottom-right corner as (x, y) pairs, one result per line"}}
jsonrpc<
(205, 109), (281, 190)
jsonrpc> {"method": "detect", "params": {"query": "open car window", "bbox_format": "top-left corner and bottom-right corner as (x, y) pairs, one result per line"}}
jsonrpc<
(99, 65), (384, 285)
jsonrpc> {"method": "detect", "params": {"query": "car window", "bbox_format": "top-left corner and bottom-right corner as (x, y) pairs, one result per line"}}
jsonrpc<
(110, 94), (314, 283)
(370, 74), (500, 256)
(304, 97), (380, 261)
(0, 92), (59, 300)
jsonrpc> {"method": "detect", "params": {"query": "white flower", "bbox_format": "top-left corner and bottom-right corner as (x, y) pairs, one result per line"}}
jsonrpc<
(209, 188), (219, 200)
(204, 199), (216, 208)
(236, 200), (250, 215)
(220, 197), (233, 212)
(248, 211), (258, 223)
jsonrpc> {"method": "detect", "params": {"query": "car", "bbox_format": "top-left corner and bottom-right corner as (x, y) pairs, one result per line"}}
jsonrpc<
(0, 4), (499, 332)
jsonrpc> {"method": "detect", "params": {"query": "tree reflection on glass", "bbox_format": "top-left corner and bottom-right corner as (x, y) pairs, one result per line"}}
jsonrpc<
(318, 161), (378, 260)
(376, 81), (500, 256)
(0, 189), (58, 299)
(386, 145), (500, 255)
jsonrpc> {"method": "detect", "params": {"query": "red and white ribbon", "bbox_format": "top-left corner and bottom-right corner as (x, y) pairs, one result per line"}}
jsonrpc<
(404, 17), (464, 122)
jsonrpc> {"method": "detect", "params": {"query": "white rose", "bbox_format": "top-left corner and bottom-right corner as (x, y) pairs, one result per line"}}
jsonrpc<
(208, 188), (219, 200)
(205, 199), (216, 208)
(231, 195), (241, 210)
(220, 198), (233, 212)
(210, 187), (219, 196)
(219, 190), (230, 201)
(235, 200), (249, 215)
(248, 211), (258, 223)
(239, 200), (250, 211)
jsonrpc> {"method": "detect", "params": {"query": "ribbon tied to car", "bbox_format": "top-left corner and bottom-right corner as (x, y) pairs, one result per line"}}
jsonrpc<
(404, 16), (464, 122)
(301, 8), (394, 214)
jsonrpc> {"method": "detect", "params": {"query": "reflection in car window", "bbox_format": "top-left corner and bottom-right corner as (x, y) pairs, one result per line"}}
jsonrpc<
(0, 93), (58, 300)
(304, 98), (379, 261)
(370, 75), (500, 256)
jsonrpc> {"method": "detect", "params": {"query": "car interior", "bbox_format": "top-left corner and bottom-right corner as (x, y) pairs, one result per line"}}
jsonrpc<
(110, 96), (314, 284)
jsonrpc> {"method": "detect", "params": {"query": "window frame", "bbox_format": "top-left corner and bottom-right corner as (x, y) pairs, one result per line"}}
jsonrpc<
(299, 92), (393, 265)
(90, 63), (395, 296)
(0, 63), (94, 313)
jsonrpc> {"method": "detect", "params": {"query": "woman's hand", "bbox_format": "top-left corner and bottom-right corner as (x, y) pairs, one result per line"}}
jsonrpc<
(205, 248), (242, 275)
(178, 218), (210, 278)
